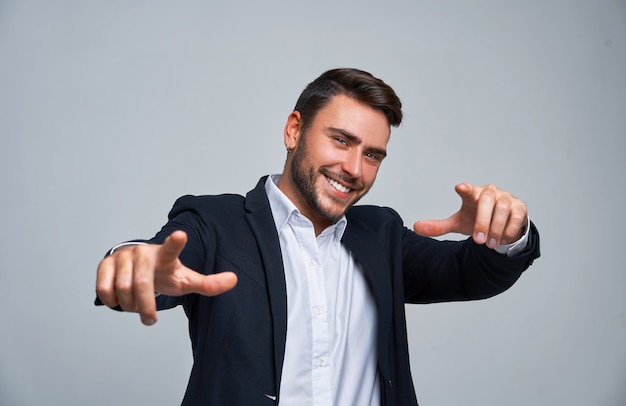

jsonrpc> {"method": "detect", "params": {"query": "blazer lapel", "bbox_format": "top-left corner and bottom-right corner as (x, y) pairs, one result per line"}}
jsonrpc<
(342, 217), (393, 380)
(244, 176), (288, 393)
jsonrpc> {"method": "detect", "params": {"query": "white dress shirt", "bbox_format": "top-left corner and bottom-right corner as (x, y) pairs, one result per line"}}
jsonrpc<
(266, 175), (381, 406)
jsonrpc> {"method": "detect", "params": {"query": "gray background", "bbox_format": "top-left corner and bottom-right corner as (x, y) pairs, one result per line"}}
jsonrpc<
(1, 1), (625, 405)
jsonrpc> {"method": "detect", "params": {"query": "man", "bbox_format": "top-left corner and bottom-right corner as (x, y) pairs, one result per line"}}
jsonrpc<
(96, 68), (540, 405)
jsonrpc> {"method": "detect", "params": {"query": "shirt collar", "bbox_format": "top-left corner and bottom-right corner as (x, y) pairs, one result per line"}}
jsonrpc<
(265, 174), (347, 244)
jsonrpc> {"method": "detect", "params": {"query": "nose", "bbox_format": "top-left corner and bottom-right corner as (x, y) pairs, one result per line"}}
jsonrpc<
(342, 149), (362, 178)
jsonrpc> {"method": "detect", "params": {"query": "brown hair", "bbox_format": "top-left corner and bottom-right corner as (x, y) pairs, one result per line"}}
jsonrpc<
(294, 68), (403, 133)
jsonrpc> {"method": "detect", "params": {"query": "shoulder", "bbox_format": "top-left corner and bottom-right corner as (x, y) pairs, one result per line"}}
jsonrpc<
(346, 205), (402, 222)
(346, 205), (405, 230)
(168, 193), (246, 219)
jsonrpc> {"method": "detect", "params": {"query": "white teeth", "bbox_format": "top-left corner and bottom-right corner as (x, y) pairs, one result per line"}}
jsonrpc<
(326, 176), (350, 193)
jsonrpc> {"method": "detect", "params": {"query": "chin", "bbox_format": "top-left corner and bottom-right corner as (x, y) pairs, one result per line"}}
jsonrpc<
(317, 200), (353, 222)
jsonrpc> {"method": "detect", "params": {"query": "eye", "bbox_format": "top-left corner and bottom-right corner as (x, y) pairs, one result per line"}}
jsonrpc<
(365, 152), (381, 161)
(335, 137), (348, 146)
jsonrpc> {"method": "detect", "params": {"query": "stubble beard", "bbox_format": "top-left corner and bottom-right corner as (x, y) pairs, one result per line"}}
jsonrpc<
(289, 137), (368, 223)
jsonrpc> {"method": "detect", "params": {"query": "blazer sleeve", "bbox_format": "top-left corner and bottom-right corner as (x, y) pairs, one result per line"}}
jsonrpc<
(400, 216), (540, 304)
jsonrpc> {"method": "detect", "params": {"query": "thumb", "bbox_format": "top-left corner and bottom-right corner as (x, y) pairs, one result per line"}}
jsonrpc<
(183, 271), (238, 297)
(413, 217), (456, 237)
(454, 182), (476, 202)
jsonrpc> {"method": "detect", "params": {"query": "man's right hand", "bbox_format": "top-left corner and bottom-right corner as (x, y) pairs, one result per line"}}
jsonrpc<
(96, 230), (238, 326)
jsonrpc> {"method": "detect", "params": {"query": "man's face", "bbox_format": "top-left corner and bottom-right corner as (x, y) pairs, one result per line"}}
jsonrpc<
(279, 94), (390, 232)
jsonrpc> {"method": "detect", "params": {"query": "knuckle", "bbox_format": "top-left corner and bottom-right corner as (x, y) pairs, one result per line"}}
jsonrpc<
(510, 211), (527, 225)
(489, 226), (503, 237)
(483, 184), (498, 194)
(128, 245), (146, 258)
(475, 220), (490, 230)
(512, 199), (527, 211)
(134, 274), (152, 290)
(96, 264), (108, 280)
(115, 279), (132, 293)
(495, 199), (511, 211)
(134, 244), (150, 253)
(476, 216), (489, 225)
(112, 253), (131, 268)
(479, 188), (496, 201)
(95, 283), (113, 298)
(99, 255), (114, 266)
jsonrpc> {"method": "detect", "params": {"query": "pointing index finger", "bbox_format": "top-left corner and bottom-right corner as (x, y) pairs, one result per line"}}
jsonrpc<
(158, 231), (188, 266)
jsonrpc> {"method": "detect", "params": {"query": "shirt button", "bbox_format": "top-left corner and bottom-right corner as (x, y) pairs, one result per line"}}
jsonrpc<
(308, 258), (315, 267)
(315, 359), (325, 367)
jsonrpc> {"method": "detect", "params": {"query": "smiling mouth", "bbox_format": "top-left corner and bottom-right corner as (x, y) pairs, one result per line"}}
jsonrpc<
(325, 176), (352, 194)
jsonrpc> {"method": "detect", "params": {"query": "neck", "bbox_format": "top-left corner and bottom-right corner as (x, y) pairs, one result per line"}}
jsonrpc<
(277, 173), (333, 236)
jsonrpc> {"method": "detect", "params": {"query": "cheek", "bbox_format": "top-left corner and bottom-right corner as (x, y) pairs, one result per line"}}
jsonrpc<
(320, 149), (345, 163)
(362, 165), (381, 185)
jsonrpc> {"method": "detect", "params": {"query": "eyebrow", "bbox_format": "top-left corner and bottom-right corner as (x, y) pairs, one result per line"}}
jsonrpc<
(326, 127), (388, 158)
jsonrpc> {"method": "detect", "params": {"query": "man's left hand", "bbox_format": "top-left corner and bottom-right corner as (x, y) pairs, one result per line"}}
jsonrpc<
(413, 183), (528, 249)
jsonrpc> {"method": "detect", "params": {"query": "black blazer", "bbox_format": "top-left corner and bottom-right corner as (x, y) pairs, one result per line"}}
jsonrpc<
(102, 176), (540, 405)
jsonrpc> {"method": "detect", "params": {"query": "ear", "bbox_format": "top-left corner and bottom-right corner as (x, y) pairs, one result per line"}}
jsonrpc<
(284, 111), (302, 150)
